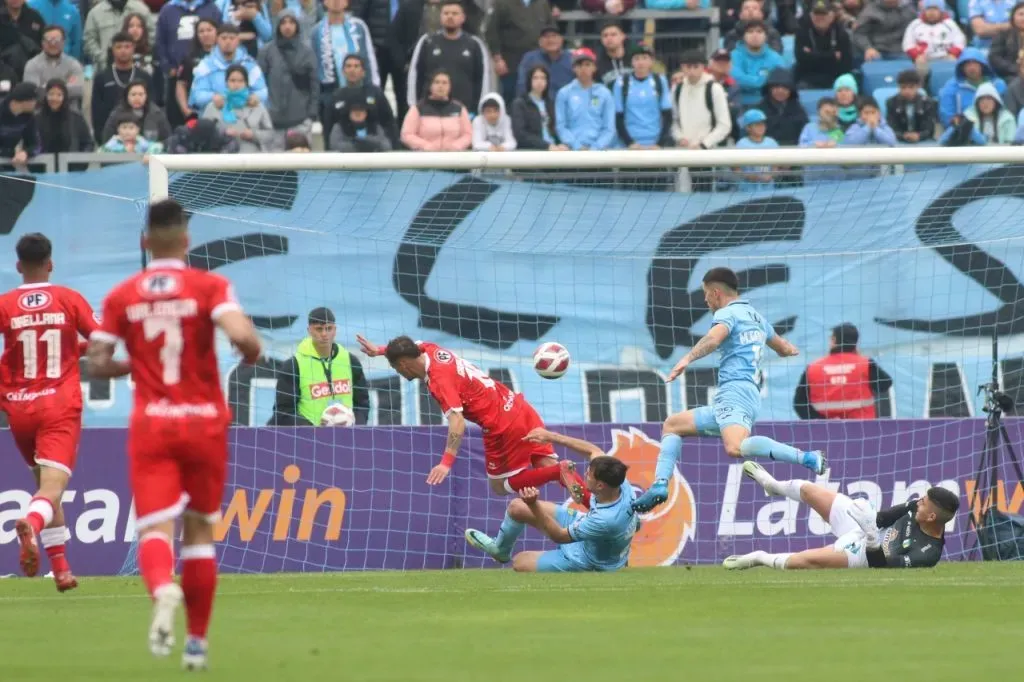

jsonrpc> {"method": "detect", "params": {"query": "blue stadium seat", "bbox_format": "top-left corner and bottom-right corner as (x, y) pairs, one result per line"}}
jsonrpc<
(928, 60), (959, 96)
(782, 35), (795, 67)
(862, 59), (914, 94)
(799, 89), (833, 118)
(873, 87), (899, 118)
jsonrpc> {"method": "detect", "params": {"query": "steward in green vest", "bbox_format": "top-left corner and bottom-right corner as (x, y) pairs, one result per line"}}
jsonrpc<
(268, 307), (369, 426)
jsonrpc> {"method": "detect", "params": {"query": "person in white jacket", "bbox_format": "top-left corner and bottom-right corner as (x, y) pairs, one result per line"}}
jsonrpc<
(671, 50), (732, 192)
(472, 92), (517, 151)
(903, 0), (965, 79)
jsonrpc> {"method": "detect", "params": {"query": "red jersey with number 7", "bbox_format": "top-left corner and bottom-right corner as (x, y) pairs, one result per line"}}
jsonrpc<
(0, 283), (97, 408)
(92, 259), (240, 421)
(418, 341), (520, 433)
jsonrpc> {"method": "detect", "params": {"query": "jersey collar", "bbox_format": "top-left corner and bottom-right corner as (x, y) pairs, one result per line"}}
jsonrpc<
(593, 488), (624, 508)
(17, 282), (52, 289)
(147, 258), (187, 269)
(724, 298), (749, 308)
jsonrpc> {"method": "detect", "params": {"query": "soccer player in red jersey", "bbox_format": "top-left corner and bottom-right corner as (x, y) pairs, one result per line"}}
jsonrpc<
(87, 199), (261, 671)
(0, 233), (112, 592)
(356, 334), (589, 504)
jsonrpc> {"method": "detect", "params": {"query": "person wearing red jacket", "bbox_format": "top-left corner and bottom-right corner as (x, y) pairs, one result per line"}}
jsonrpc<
(793, 323), (893, 420)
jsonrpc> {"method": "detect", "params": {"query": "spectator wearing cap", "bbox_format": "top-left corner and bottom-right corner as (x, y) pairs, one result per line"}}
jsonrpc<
(723, 0), (783, 54)
(886, 69), (937, 142)
(984, 0), (1024, 79)
(731, 19), (784, 106)
(581, 0), (636, 17)
(794, 323), (892, 420)
(485, 0), (552, 104)
(259, 10), (319, 150)
(613, 44), (671, 149)
(515, 24), (573, 97)
(595, 19), (632, 89)
(755, 67), (807, 146)
(833, 72), (859, 130)
(903, 0), (964, 79)
(27, 0), (81, 59)
(329, 92), (392, 150)
(795, 0), (854, 90)
(969, 0), (1014, 48)
(555, 48), (615, 150)
(22, 25), (83, 108)
(852, 0), (916, 61)
(189, 24), (268, 110)
(329, 54), (398, 146)
(702, 48), (742, 115)
(733, 108), (777, 192)
(671, 50), (731, 152)
(269, 307), (370, 427)
(511, 64), (566, 149)
(0, 81), (38, 164)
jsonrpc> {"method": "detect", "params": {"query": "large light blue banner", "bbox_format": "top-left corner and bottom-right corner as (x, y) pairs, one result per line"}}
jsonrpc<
(3, 163), (1023, 426)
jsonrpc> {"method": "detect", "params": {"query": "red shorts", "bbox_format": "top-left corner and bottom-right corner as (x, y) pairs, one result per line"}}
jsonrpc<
(128, 415), (229, 530)
(482, 399), (556, 479)
(4, 397), (82, 476)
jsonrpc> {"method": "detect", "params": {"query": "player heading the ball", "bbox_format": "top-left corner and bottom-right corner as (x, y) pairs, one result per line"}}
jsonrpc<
(356, 334), (588, 502)
(466, 427), (638, 572)
(725, 462), (959, 570)
(0, 233), (121, 592)
(88, 199), (262, 671)
(632, 267), (827, 514)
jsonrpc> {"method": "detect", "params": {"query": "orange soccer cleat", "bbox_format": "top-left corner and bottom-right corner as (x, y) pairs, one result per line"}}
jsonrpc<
(558, 460), (587, 506)
(14, 519), (40, 578)
(53, 570), (79, 593)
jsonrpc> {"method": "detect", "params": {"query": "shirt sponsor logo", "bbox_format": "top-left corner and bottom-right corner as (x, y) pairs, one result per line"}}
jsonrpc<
(144, 400), (220, 418)
(6, 387), (57, 402)
(18, 290), (52, 312)
(309, 379), (352, 399)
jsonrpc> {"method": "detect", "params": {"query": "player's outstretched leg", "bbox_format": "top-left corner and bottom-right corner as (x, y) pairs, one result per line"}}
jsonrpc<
(723, 551), (793, 570)
(180, 515), (219, 671)
(632, 412), (693, 513)
(503, 461), (589, 506)
(465, 503), (527, 564)
(739, 435), (827, 476)
(742, 461), (810, 500)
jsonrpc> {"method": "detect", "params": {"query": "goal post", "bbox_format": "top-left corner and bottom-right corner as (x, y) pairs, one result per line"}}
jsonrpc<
(130, 147), (1024, 573)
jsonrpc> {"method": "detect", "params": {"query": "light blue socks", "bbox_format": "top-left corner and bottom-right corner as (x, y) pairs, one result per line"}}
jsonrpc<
(740, 435), (818, 469)
(653, 434), (684, 482)
(494, 511), (525, 555)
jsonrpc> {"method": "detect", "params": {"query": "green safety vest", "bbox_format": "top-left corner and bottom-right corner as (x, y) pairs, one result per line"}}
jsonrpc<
(295, 338), (354, 425)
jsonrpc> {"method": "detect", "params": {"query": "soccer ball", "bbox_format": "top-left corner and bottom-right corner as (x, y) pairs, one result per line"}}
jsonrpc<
(320, 403), (355, 427)
(533, 342), (571, 379)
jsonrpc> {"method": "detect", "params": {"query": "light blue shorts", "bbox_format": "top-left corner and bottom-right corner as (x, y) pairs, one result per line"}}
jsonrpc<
(534, 507), (624, 573)
(692, 381), (760, 436)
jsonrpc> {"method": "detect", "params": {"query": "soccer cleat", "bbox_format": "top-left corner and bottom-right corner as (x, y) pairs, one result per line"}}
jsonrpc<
(14, 519), (40, 578)
(464, 529), (510, 564)
(631, 479), (669, 513)
(742, 460), (778, 497)
(182, 637), (208, 671)
(148, 583), (183, 657)
(53, 570), (79, 593)
(558, 460), (586, 505)
(809, 450), (829, 476)
(723, 553), (761, 570)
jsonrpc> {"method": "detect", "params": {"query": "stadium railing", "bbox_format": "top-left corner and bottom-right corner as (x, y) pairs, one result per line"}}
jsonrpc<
(0, 155), (57, 174)
(556, 9), (721, 63)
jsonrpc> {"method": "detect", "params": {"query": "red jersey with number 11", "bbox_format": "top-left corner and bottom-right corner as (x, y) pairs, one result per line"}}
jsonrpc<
(418, 341), (520, 434)
(93, 260), (240, 421)
(0, 283), (97, 408)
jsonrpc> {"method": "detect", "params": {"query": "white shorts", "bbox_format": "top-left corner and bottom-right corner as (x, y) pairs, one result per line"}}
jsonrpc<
(828, 494), (871, 569)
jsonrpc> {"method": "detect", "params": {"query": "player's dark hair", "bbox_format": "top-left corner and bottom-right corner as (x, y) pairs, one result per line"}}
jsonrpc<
(147, 199), (189, 231)
(927, 487), (960, 523)
(590, 456), (628, 488)
(16, 233), (52, 266)
(385, 336), (422, 363)
(702, 267), (739, 293)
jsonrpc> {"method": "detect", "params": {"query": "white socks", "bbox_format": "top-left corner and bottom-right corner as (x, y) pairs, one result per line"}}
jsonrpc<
(762, 552), (793, 570)
(776, 479), (807, 503)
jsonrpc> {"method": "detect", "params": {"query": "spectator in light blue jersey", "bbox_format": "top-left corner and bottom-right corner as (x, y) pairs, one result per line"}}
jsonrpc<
(465, 428), (638, 573)
(842, 97), (897, 145)
(216, 0), (273, 53)
(28, 0), (82, 59)
(613, 44), (672, 149)
(969, 0), (1014, 48)
(734, 109), (778, 192)
(555, 48), (616, 150)
(731, 20), (785, 106)
(189, 23), (268, 110)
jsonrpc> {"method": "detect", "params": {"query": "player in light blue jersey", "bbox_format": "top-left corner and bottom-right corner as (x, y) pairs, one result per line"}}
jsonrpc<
(465, 428), (638, 572)
(632, 267), (827, 514)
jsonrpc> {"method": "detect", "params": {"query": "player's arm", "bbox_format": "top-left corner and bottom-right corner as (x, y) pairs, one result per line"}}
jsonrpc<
(86, 336), (131, 378)
(427, 410), (466, 485)
(216, 309), (262, 364)
(667, 323), (730, 381)
(523, 427), (604, 461)
(766, 334), (799, 358)
(519, 488), (573, 544)
(875, 499), (918, 528)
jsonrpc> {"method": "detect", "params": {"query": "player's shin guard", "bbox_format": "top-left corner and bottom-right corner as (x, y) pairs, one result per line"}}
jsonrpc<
(494, 511), (526, 557)
(24, 496), (55, 535)
(139, 532), (175, 598)
(653, 434), (683, 482)
(180, 545), (218, 641)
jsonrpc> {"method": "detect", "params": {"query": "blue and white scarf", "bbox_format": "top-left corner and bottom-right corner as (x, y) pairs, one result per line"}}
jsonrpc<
(319, 17), (365, 86)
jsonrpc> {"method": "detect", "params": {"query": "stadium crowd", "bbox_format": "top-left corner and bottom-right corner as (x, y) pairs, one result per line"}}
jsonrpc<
(1, 0), (1023, 170)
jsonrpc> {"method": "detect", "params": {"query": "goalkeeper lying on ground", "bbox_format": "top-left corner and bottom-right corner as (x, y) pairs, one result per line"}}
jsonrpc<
(725, 462), (960, 570)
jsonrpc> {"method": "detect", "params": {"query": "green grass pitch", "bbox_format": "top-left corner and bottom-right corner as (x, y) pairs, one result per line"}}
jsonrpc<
(2, 563), (1020, 682)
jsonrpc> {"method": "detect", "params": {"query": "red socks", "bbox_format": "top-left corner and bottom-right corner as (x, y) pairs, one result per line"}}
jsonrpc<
(180, 545), (218, 640)
(139, 533), (175, 598)
(40, 527), (71, 573)
(506, 465), (563, 491)
(25, 497), (55, 535)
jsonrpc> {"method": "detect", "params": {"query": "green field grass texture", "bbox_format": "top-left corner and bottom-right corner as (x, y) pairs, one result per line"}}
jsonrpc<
(1, 564), (1020, 682)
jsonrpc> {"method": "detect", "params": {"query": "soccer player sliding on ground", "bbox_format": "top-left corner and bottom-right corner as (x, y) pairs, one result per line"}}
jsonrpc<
(356, 335), (589, 503)
(88, 199), (262, 671)
(0, 233), (126, 592)
(632, 267), (827, 514)
(726, 461), (959, 570)
(466, 427), (637, 572)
